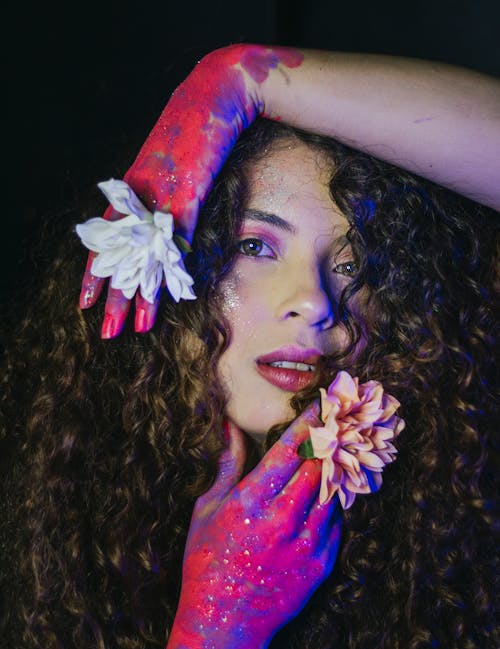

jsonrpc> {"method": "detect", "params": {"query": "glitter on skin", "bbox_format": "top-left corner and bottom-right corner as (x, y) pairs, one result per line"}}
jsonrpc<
(216, 141), (357, 443)
(80, 46), (304, 337)
(217, 278), (241, 314)
(166, 412), (343, 648)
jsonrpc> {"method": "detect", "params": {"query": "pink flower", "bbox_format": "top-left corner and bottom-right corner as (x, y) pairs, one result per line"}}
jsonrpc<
(309, 371), (405, 509)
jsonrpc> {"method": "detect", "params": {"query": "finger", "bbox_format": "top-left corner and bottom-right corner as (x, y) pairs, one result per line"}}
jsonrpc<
(79, 252), (106, 308)
(315, 502), (342, 571)
(101, 287), (132, 339)
(195, 420), (247, 517)
(291, 496), (342, 567)
(275, 458), (322, 515)
(102, 204), (123, 222)
(79, 204), (125, 310)
(134, 293), (159, 333)
(304, 493), (342, 545)
(242, 401), (321, 501)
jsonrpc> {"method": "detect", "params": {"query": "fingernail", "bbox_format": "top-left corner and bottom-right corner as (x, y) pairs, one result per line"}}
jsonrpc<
(79, 287), (94, 309)
(135, 307), (147, 332)
(101, 314), (117, 339)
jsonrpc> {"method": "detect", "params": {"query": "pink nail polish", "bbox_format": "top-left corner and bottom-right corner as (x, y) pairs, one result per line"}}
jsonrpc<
(135, 307), (147, 332)
(101, 314), (116, 339)
(79, 287), (94, 308)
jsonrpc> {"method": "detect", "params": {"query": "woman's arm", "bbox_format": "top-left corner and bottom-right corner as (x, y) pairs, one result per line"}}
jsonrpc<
(256, 48), (500, 211)
(80, 44), (500, 337)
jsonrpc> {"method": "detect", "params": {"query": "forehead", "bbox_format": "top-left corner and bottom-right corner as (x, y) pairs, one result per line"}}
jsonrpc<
(245, 139), (349, 241)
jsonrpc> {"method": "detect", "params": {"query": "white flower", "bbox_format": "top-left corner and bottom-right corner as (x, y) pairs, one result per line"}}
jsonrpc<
(76, 179), (196, 304)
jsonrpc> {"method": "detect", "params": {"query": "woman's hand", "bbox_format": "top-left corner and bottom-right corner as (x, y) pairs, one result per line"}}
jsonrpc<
(80, 44), (500, 339)
(167, 403), (342, 649)
(79, 45), (304, 338)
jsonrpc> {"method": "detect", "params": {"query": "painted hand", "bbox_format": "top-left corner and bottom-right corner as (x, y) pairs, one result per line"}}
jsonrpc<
(167, 402), (342, 649)
(79, 44), (304, 338)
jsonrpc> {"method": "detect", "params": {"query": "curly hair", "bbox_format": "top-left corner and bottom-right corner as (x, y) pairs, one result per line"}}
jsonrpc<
(1, 119), (498, 649)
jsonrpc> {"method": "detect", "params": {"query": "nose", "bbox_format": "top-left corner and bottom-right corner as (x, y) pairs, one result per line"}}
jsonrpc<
(276, 266), (334, 330)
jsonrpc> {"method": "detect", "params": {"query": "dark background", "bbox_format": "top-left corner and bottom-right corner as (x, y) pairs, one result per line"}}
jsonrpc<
(4, 0), (500, 309)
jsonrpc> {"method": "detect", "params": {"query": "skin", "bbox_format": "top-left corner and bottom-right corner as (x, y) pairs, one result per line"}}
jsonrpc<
(217, 140), (357, 442)
(73, 43), (500, 646)
(80, 46), (303, 338)
(166, 411), (342, 649)
(166, 142), (358, 648)
(79, 44), (499, 339)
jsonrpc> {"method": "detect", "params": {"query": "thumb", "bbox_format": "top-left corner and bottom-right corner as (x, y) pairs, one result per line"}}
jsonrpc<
(194, 420), (247, 517)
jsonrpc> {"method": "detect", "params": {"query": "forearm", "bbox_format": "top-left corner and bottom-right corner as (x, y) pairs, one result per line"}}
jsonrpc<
(232, 47), (500, 210)
(78, 44), (499, 335)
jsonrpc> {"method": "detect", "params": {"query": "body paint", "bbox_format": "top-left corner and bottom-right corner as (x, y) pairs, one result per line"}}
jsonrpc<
(105, 45), (304, 241)
(166, 405), (341, 649)
(81, 45), (304, 335)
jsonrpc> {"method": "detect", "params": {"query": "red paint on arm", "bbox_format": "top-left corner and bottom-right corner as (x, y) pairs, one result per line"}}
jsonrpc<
(113, 45), (304, 239)
(80, 45), (304, 335)
(240, 45), (303, 82)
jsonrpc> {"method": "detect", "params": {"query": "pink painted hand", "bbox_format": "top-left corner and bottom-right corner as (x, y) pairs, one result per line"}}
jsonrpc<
(79, 45), (304, 338)
(167, 403), (342, 649)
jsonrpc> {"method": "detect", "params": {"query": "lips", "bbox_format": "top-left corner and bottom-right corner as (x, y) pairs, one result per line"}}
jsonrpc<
(256, 345), (321, 392)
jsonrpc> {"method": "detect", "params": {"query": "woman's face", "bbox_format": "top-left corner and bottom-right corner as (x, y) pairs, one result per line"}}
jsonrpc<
(217, 140), (360, 442)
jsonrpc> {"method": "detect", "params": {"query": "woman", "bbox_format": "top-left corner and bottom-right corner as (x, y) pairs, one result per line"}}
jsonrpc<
(78, 45), (500, 339)
(1, 46), (498, 648)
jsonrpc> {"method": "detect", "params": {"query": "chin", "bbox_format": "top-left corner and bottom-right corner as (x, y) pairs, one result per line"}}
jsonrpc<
(244, 430), (269, 445)
(228, 401), (295, 444)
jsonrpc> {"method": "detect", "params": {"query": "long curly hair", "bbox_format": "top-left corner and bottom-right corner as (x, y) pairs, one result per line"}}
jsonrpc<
(1, 119), (498, 649)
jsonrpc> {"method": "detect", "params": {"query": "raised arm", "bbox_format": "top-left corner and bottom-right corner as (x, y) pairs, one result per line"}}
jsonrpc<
(258, 48), (500, 211)
(143, 44), (500, 214)
(79, 44), (500, 337)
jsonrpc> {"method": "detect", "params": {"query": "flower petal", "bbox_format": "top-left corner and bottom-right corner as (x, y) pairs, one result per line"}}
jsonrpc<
(130, 222), (156, 246)
(309, 425), (338, 458)
(306, 371), (404, 510)
(154, 211), (174, 236)
(98, 179), (152, 221)
(139, 262), (163, 304)
(91, 247), (132, 277)
(326, 371), (359, 404)
(76, 179), (197, 305)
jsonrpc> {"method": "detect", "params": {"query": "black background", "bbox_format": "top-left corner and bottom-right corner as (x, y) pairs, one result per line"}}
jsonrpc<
(5, 0), (500, 307)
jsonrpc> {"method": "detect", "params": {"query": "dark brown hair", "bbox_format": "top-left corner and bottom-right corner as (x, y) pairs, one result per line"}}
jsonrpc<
(1, 119), (498, 648)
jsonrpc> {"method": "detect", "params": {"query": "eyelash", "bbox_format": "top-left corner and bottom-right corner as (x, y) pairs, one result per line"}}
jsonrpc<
(238, 237), (358, 278)
(238, 237), (277, 259)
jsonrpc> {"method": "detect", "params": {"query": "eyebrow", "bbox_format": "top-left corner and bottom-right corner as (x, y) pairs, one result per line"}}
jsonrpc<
(243, 209), (297, 234)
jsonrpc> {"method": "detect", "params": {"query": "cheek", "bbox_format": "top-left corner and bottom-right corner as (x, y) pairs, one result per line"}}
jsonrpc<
(218, 269), (270, 344)
(350, 287), (371, 342)
(218, 276), (242, 315)
(320, 289), (370, 361)
(215, 274), (294, 438)
(340, 290), (371, 361)
(216, 273), (259, 383)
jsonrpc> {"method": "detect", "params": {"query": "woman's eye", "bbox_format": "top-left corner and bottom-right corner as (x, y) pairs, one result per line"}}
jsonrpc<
(238, 238), (276, 258)
(332, 261), (358, 277)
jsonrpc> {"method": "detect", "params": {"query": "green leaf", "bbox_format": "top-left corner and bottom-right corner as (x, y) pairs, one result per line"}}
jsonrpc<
(174, 234), (192, 254)
(298, 438), (316, 459)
